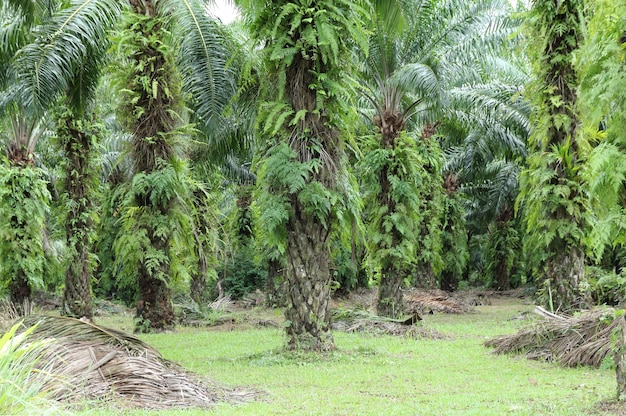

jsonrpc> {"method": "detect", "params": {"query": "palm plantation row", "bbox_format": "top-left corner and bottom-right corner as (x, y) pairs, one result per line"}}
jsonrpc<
(1, 0), (624, 351)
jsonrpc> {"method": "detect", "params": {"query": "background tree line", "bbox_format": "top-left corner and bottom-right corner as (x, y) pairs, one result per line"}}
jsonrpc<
(0, 0), (624, 350)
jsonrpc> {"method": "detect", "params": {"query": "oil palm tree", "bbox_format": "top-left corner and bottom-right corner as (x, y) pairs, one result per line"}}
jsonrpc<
(358, 0), (517, 314)
(16, 0), (236, 330)
(443, 62), (531, 290)
(238, 0), (368, 351)
(516, 0), (589, 311)
(0, 0), (55, 312)
(579, 0), (626, 267)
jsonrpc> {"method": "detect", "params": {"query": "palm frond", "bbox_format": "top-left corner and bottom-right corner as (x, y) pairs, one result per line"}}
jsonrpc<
(392, 62), (442, 103)
(16, 0), (123, 113)
(486, 307), (622, 369)
(13, 315), (258, 409)
(170, 0), (236, 131)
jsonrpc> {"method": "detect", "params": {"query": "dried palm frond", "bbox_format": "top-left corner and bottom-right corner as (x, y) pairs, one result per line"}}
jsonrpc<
(485, 307), (623, 368)
(0, 299), (34, 330)
(13, 315), (258, 409)
(331, 308), (444, 339)
(210, 295), (234, 311)
(404, 289), (475, 315)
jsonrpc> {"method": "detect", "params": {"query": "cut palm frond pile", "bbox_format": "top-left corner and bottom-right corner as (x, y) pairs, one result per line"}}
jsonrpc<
(13, 315), (257, 410)
(403, 288), (477, 315)
(485, 306), (624, 368)
(331, 308), (445, 339)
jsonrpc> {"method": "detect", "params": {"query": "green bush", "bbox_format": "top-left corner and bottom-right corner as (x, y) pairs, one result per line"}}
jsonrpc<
(0, 322), (64, 415)
(219, 246), (267, 299)
(587, 266), (626, 306)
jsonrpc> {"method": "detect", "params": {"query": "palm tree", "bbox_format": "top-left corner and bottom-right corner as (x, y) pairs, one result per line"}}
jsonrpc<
(516, 0), (588, 311)
(358, 0), (517, 313)
(16, 0), (236, 330)
(579, 1), (626, 267)
(443, 65), (531, 290)
(13, 0), (122, 319)
(239, 0), (368, 351)
(0, 0), (55, 312)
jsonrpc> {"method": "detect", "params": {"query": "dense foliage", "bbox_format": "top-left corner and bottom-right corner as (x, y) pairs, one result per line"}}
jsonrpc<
(1, 0), (626, 349)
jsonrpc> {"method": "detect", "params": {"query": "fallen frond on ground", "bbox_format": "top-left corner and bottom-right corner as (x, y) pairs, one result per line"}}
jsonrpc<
(331, 308), (446, 339)
(485, 306), (624, 368)
(403, 288), (479, 315)
(12, 315), (258, 410)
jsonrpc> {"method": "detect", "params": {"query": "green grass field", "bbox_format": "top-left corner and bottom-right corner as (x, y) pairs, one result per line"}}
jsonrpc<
(88, 296), (622, 415)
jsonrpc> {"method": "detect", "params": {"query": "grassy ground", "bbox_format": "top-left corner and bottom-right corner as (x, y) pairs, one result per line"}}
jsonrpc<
(88, 296), (622, 416)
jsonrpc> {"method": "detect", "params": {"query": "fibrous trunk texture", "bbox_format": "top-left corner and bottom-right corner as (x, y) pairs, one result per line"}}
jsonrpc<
(137, 263), (175, 331)
(128, 2), (177, 331)
(375, 110), (407, 318)
(545, 246), (587, 312)
(534, 0), (586, 312)
(284, 198), (334, 352)
(414, 262), (437, 289)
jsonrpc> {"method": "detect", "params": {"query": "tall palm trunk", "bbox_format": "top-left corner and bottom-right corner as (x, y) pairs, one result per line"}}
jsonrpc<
(6, 143), (35, 310)
(520, 0), (588, 311)
(439, 174), (468, 292)
(125, 0), (178, 331)
(282, 54), (338, 352)
(59, 111), (95, 319)
(375, 112), (410, 318)
(2, 122), (49, 315)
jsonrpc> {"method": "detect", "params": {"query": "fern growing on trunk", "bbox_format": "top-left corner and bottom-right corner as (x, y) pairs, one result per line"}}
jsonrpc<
(244, 0), (368, 351)
(55, 106), (100, 319)
(517, 0), (589, 311)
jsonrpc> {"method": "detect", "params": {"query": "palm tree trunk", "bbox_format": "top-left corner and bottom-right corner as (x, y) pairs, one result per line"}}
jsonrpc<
(545, 246), (587, 311)
(375, 125), (407, 318)
(190, 233), (208, 304)
(9, 271), (31, 315)
(284, 198), (334, 351)
(3, 144), (46, 315)
(414, 262), (437, 289)
(59, 113), (94, 319)
(124, 2), (179, 331)
(377, 267), (404, 318)
(137, 252), (175, 330)
(492, 223), (514, 292)
(265, 257), (284, 307)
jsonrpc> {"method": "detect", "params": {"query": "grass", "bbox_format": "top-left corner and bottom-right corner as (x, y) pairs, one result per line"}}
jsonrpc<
(85, 297), (620, 415)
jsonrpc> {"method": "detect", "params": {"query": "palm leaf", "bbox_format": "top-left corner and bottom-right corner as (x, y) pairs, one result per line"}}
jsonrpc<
(15, 0), (123, 113)
(169, 0), (235, 132)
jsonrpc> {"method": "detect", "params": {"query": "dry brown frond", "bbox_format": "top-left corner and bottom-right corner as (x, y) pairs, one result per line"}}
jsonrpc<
(14, 315), (258, 410)
(210, 295), (234, 311)
(404, 288), (475, 315)
(0, 299), (34, 330)
(331, 308), (445, 339)
(485, 307), (622, 368)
